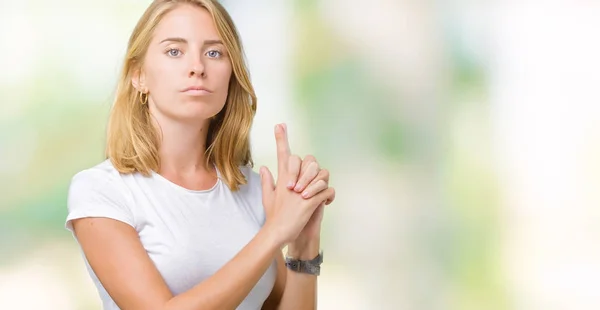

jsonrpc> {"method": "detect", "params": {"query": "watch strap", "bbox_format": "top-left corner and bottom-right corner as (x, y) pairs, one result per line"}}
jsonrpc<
(285, 251), (323, 276)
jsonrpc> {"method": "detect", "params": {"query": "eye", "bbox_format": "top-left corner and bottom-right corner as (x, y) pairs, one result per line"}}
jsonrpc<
(166, 48), (182, 57)
(206, 50), (222, 58)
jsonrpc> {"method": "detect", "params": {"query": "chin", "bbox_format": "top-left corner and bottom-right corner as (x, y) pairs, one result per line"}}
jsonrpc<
(176, 103), (223, 123)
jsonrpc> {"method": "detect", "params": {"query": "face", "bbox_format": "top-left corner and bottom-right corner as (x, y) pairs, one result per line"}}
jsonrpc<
(134, 4), (233, 123)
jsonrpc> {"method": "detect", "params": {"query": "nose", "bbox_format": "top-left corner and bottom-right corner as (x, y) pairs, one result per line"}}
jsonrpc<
(189, 54), (206, 78)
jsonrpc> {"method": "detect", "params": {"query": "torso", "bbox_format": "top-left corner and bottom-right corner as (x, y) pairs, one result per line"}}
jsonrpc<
(68, 160), (276, 310)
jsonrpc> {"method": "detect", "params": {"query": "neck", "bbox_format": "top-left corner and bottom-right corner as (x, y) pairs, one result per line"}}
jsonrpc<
(152, 115), (213, 176)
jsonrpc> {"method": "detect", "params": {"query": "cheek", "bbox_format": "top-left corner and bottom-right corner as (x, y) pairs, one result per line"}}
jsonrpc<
(215, 63), (233, 91)
(145, 62), (181, 94)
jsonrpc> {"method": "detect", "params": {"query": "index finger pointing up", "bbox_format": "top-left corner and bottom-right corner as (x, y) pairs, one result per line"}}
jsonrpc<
(275, 123), (291, 175)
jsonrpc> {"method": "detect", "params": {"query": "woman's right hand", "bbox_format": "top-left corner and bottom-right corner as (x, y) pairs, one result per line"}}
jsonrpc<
(260, 124), (335, 247)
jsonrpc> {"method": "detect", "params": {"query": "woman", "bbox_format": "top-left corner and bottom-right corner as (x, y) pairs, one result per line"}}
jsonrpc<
(65, 1), (335, 309)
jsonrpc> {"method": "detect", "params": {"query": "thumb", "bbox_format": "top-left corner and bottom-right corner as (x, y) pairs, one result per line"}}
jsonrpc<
(260, 166), (275, 202)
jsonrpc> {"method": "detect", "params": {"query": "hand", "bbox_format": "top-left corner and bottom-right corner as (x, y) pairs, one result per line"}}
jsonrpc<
(286, 152), (335, 206)
(277, 124), (334, 244)
(260, 124), (335, 247)
(283, 157), (334, 245)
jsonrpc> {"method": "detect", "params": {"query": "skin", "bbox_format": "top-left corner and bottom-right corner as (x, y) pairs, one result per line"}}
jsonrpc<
(72, 4), (334, 310)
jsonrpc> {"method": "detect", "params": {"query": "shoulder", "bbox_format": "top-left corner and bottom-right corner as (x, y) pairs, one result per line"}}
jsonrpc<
(66, 159), (135, 231)
(68, 159), (128, 198)
(70, 159), (121, 185)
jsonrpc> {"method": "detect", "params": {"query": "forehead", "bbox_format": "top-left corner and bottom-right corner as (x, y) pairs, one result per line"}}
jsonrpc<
(153, 4), (220, 42)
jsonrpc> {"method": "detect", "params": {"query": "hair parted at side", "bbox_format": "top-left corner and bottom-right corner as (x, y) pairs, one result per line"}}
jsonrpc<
(105, 0), (257, 191)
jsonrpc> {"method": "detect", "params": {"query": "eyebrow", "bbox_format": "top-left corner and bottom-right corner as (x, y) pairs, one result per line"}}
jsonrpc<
(159, 37), (223, 45)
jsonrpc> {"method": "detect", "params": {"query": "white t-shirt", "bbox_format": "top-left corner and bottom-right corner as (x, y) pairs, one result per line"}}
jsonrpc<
(65, 159), (277, 310)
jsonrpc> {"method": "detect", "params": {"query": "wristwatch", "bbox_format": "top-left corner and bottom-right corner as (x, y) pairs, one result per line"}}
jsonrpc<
(284, 251), (323, 276)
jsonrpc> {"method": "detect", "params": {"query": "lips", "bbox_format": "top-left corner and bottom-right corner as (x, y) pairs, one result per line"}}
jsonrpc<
(183, 86), (211, 92)
(182, 86), (212, 96)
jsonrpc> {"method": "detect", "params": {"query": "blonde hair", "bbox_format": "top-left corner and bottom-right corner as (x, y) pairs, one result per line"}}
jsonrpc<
(106, 0), (256, 191)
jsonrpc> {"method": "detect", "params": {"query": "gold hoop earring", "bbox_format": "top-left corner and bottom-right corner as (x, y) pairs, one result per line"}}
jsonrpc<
(140, 92), (148, 105)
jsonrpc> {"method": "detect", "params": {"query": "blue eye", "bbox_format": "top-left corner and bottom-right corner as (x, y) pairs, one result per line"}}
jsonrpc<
(167, 48), (182, 57)
(206, 50), (222, 58)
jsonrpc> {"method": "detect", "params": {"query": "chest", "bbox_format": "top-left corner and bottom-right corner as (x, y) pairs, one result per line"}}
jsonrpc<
(130, 185), (266, 294)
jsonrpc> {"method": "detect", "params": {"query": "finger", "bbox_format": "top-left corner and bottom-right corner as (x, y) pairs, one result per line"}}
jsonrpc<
(300, 154), (316, 176)
(324, 181), (335, 205)
(318, 168), (330, 184)
(300, 179), (328, 199)
(325, 192), (335, 205)
(293, 155), (315, 190)
(309, 187), (336, 208)
(301, 168), (329, 191)
(294, 161), (320, 192)
(260, 166), (275, 202)
(274, 124), (291, 175)
(286, 155), (302, 189)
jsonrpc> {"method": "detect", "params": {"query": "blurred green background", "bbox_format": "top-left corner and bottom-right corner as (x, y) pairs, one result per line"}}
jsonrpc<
(1, 0), (600, 309)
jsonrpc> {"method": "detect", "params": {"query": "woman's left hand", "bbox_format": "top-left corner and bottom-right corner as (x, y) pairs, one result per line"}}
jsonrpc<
(285, 154), (335, 244)
(287, 154), (333, 205)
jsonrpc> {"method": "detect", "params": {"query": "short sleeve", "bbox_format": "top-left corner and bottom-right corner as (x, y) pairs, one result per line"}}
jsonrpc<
(65, 168), (135, 233)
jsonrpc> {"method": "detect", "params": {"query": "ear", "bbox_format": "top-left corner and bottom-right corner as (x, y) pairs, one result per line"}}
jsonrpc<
(131, 68), (147, 93)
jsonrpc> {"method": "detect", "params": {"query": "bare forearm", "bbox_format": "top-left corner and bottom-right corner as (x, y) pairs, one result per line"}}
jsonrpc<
(164, 227), (281, 310)
(277, 239), (320, 310)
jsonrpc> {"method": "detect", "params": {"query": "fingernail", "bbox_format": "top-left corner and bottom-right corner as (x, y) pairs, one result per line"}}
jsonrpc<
(302, 191), (309, 198)
(274, 124), (281, 133)
(282, 123), (287, 132)
(287, 181), (295, 188)
(294, 185), (301, 191)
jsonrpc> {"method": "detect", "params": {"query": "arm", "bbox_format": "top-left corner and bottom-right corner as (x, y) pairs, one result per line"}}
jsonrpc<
(279, 238), (321, 310)
(261, 253), (286, 310)
(262, 124), (337, 310)
(261, 239), (320, 310)
(72, 217), (282, 310)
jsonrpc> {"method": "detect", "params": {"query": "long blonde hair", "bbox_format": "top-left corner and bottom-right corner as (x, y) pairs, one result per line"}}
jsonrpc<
(106, 0), (256, 191)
